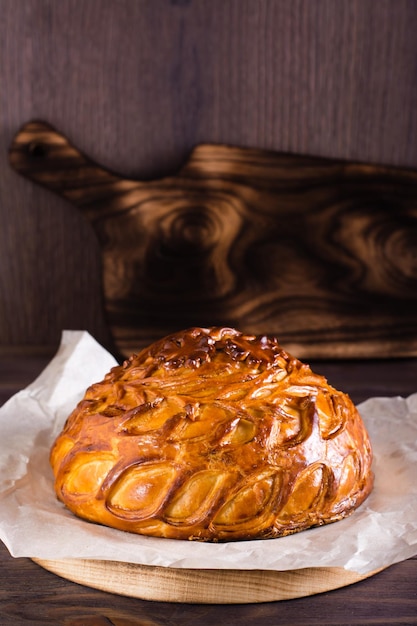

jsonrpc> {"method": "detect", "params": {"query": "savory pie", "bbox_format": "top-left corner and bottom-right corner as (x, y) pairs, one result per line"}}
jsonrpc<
(50, 327), (373, 541)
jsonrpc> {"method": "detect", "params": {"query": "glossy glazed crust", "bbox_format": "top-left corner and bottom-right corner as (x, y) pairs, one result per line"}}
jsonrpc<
(50, 327), (374, 541)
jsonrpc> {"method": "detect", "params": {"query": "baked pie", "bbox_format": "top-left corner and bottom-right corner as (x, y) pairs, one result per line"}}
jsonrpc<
(50, 327), (373, 541)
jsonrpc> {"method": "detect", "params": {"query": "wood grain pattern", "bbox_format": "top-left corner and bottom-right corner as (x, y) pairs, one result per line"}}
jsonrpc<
(1, 1), (417, 350)
(31, 558), (384, 604)
(2, 537), (417, 624)
(9, 121), (417, 359)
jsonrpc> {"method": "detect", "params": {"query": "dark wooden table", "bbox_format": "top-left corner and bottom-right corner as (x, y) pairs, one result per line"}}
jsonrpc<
(1, 349), (416, 625)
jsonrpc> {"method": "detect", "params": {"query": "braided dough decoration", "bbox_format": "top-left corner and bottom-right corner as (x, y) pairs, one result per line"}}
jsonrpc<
(50, 327), (373, 541)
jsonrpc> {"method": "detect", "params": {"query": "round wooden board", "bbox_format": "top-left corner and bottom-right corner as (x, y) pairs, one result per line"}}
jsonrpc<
(32, 558), (384, 604)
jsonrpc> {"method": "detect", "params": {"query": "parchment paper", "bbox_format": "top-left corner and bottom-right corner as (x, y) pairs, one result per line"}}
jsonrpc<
(0, 331), (416, 575)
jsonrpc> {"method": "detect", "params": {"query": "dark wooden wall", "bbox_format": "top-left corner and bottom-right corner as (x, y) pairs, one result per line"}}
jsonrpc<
(1, 0), (416, 350)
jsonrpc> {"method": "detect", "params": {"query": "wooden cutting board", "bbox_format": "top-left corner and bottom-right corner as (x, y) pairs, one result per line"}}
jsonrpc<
(9, 121), (417, 359)
(32, 557), (384, 604)
(9, 121), (390, 602)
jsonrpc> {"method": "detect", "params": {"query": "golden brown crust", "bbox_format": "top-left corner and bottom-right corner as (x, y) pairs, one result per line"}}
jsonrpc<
(50, 327), (373, 541)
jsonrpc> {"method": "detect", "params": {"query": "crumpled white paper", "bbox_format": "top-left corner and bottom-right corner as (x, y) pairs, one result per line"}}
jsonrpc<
(0, 330), (416, 575)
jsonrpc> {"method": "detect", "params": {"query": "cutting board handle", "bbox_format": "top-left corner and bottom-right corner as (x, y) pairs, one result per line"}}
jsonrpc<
(8, 120), (131, 221)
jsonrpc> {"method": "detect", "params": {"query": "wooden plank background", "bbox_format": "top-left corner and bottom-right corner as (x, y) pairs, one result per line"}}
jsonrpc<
(1, 0), (416, 352)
